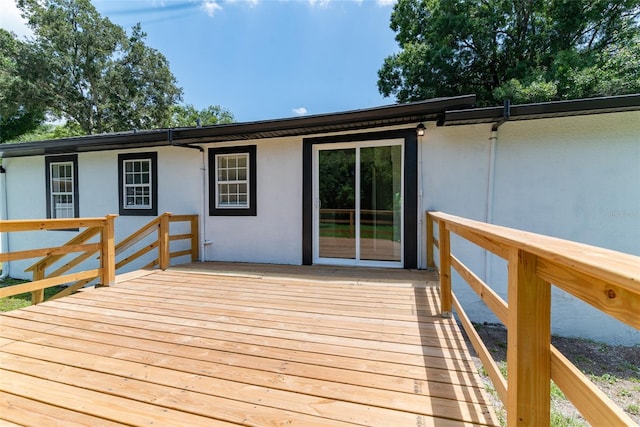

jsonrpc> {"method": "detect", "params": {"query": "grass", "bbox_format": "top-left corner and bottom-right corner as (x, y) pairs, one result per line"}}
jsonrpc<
(626, 404), (640, 415)
(0, 277), (65, 312)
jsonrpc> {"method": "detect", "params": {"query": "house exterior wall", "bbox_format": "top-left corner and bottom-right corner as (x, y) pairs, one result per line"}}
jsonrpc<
(1, 112), (638, 344)
(202, 137), (303, 265)
(3, 146), (201, 278)
(420, 111), (640, 344)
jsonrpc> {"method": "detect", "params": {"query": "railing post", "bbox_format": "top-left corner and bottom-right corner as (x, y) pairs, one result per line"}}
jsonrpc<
(426, 212), (434, 269)
(100, 214), (117, 287)
(159, 212), (171, 270)
(190, 215), (199, 262)
(31, 263), (45, 304)
(507, 249), (551, 427)
(438, 220), (452, 317)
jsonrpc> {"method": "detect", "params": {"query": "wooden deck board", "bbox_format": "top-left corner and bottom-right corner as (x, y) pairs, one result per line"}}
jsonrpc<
(1, 262), (499, 426)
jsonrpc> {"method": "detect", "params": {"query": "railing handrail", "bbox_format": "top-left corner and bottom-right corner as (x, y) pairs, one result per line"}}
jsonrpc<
(429, 211), (640, 294)
(426, 210), (639, 427)
(0, 212), (198, 305)
(0, 215), (117, 302)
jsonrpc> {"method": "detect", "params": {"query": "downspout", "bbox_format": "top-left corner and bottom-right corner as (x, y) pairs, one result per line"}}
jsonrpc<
(0, 164), (10, 279)
(168, 129), (210, 262)
(484, 99), (510, 283)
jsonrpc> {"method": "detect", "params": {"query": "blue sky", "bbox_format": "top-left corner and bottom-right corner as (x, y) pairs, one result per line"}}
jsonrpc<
(1, 0), (400, 122)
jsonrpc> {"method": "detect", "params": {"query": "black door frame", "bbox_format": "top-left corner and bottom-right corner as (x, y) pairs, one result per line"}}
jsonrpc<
(302, 128), (418, 269)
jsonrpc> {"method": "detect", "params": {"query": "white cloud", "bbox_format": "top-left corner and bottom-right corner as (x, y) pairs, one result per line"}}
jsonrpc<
(308, 0), (330, 7)
(202, 0), (223, 17)
(0, 0), (32, 38)
(292, 107), (308, 116)
(377, 0), (397, 6)
(226, 0), (260, 5)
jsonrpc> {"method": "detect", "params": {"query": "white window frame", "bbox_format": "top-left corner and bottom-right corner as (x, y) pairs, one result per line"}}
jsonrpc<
(123, 158), (153, 210)
(49, 161), (75, 219)
(215, 153), (250, 209)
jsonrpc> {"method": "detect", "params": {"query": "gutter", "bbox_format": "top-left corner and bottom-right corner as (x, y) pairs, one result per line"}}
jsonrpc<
(0, 164), (9, 279)
(484, 100), (510, 283)
(168, 129), (211, 262)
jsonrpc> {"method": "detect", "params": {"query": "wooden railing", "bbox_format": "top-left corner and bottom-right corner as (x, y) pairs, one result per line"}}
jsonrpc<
(0, 215), (117, 304)
(426, 211), (639, 427)
(1, 212), (198, 305)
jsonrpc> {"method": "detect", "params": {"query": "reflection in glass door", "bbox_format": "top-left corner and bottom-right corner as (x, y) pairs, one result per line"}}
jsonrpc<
(314, 141), (403, 266)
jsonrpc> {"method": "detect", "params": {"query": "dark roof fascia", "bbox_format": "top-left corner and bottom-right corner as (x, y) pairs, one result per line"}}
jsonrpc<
(438, 93), (640, 126)
(0, 95), (476, 158)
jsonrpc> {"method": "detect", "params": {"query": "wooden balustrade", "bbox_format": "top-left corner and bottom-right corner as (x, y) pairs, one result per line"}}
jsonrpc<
(0, 215), (117, 304)
(426, 211), (639, 427)
(0, 212), (199, 305)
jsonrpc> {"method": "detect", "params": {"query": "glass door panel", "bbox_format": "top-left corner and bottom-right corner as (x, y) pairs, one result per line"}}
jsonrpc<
(360, 145), (402, 262)
(318, 148), (356, 259)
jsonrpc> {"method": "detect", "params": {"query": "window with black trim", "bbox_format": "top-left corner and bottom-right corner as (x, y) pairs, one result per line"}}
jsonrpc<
(45, 155), (79, 219)
(118, 152), (158, 216)
(209, 145), (256, 216)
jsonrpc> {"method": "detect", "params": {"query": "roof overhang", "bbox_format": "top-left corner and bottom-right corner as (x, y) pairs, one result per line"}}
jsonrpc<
(438, 93), (640, 126)
(0, 95), (476, 158)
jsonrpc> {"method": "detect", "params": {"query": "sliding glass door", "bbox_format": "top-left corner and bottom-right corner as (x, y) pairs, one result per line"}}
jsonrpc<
(313, 140), (403, 267)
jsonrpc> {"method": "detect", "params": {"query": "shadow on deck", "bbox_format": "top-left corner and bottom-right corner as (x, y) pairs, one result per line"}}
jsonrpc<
(0, 262), (499, 426)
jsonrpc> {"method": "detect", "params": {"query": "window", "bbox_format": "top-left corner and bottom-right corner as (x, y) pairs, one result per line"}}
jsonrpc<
(118, 152), (158, 216)
(209, 146), (256, 216)
(45, 155), (78, 219)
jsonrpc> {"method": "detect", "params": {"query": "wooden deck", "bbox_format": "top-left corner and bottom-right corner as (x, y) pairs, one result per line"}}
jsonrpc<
(0, 262), (499, 426)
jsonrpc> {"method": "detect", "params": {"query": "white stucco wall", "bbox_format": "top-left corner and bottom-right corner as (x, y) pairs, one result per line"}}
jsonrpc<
(203, 138), (303, 265)
(3, 146), (202, 279)
(420, 111), (640, 345)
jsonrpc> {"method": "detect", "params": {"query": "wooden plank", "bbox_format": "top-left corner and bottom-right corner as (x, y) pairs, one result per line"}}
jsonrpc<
(9, 301), (473, 365)
(0, 243), (101, 263)
(114, 215), (159, 255)
(114, 241), (157, 270)
(47, 294), (462, 356)
(429, 211), (640, 293)
(451, 254), (508, 324)
(158, 213), (170, 270)
(0, 218), (106, 232)
(169, 249), (193, 259)
(0, 335), (484, 406)
(0, 269), (100, 298)
(169, 233), (192, 241)
(68, 290), (457, 343)
(452, 292), (507, 405)
(0, 346), (495, 425)
(0, 370), (236, 427)
(426, 211), (435, 268)
(113, 278), (436, 312)
(190, 215), (199, 262)
(507, 250), (551, 427)
(550, 346), (636, 426)
(24, 226), (100, 272)
(537, 258), (640, 330)
(100, 215), (116, 287)
(0, 391), (124, 427)
(438, 221), (452, 316)
(0, 314), (480, 393)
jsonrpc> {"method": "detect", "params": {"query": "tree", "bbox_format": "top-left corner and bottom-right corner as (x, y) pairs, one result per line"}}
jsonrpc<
(165, 104), (235, 128)
(378, 0), (640, 105)
(0, 29), (47, 142)
(12, 0), (182, 135)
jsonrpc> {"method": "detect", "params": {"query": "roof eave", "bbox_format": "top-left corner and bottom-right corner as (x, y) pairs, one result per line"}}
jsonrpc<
(0, 95), (476, 158)
(439, 93), (640, 126)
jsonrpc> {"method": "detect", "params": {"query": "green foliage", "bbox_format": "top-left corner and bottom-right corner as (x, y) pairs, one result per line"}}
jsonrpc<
(165, 104), (235, 128)
(3, 121), (84, 143)
(4, 0), (183, 138)
(0, 278), (66, 312)
(378, 0), (640, 105)
(0, 29), (46, 141)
